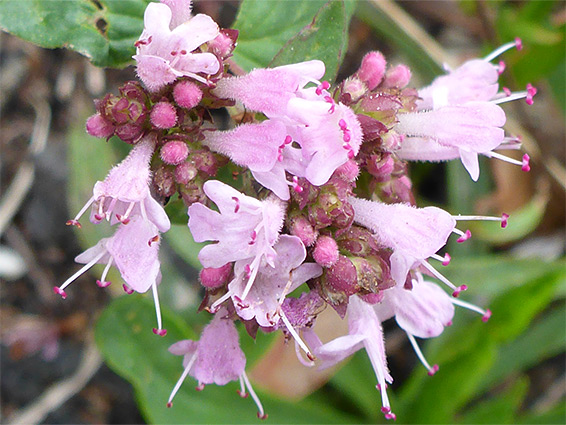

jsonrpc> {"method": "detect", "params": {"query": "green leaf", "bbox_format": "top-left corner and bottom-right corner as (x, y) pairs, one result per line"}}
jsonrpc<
(0, 0), (149, 68)
(479, 307), (565, 392)
(517, 403), (566, 424)
(232, 0), (355, 77)
(270, 1), (356, 82)
(457, 376), (529, 424)
(96, 295), (360, 424)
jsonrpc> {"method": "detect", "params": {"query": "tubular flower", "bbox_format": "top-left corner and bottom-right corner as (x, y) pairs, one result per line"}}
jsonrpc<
(188, 180), (286, 302)
(66, 136), (171, 233)
(133, 0), (220, 91)
(396, 39), (534, 180)
(316, 295), (396, 420)
(55, 216), (167, 335)
(167, 309), (266, 419)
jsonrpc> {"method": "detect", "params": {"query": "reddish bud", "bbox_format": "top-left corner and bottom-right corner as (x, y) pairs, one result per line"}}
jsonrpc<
(86, 113), (115, 138)
(382, 64), (412, 88)
(150, 102), (178, 129)
(313, 235), (339, 267)
(173, 81), (203, 110)
(199, 263), (233, 288)
(161, 141), (189, 165)
(356, 51), (387, 90)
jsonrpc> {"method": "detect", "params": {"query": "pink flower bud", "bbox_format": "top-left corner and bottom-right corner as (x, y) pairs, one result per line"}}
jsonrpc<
(86, 113), (115, 138)
(356, 51), (387, 90)
(150, 102), (178, 129)
(342, 77), (367, 102)
(174, 162), (198, 185)
(288, 214), (317, 247)
(382, 64), (412, 88)
(161, 141), (189, 165)
(114, 123), (144, 144)
(153, 165), (176, 197)
(208, 29), (238, 58)
(313, 235), (339, 267)
(173, 81), (203, 110)
(326, 255), (358, 295)
(199, 263), (232, 288)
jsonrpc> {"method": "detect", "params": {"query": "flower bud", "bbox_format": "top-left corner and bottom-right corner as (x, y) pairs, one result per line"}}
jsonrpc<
(382, 64), (412, 88)
(208, 29), (238, 58)
(161, 141), (189, 165)
(191, 150), (218, 176)
(86, 113), (114, 138)
(199, 264), (232, 288)
(173, 81), (203, 110)
(114, 123), (144, 144)
(313, 235), (339, 267)
(174, 161), (198, 185)
(356, 51), (387, 90)
(342, 77), (367, 102)
(150, 102), (178, 129)
(335, 159), (359, 182)
(326, 255), (358, 295)
(287, 213), (317, 247)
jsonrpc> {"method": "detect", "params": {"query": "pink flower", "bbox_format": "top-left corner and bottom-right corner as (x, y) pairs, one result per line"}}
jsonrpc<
(227, 235), (322, 328)
(348, 197), (470, 297)
(66, 136), (170, 233)
(316, 296), (396, 420)
(188, 180), (286, 301)
(133, 0), (220, 91)
(396, 101), (506, 181)
(167, 309), (266, 418)
(55, 216), (167, 335)
(212, 60), (363, 189)
(212, 60), (326, 118)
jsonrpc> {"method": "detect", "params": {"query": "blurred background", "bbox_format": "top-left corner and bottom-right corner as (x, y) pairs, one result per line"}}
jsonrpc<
(1, 1), (564, 423)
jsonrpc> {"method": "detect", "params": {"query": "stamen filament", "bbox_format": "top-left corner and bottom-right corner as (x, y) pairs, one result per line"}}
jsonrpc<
(421, 260), (467, 297)
(279, 309), (314, 361)
(451, 298), (492, 322)
(71, 196), (95, 223)
(209, 290), (233, 313)
(242, 371), (266, 419)
(483, 39), (521, 62)
(152, 282), (167, 336)
(58, 250), (106, 292)
(407, 333), (439, 376)
(240, 255), (262, 301)
(167, 352), (198, 406)
(97, 257), (113, 287)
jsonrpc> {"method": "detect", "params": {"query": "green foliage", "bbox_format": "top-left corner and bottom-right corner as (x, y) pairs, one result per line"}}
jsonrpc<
(95, 295), (361, 424)
(232, 0), (355, 81)
(0, 0), (149, 68)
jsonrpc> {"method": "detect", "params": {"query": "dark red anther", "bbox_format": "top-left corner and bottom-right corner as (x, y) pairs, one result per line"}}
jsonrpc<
(53, 287), (67, 299)
(522, 154), (531, 172)
(498, 60), (506, 75)
(515, 37), (523, 50)
(232, 196), (240, 213)
(503, 86), (512, 96)
(306, 352), (316, 361)
(442, 253), (451, 266)
(96, 280), (111, 288)
(123, 284), (134, 294)
(148, 235), (160, 246)
(501, 213), (509, 228)
(66, 220), (82, 229)
(427, 364), (439, 376)
(152, 328), (167, 336)
(482, 309), (492, 322)
(452, 284), (468, 298)
(257, 413), (268, 420)
(180, 50), (187, 55)
(167, 402), (173, 408)
(237, 390), (249, 398)
(195, 383), (205, 391)
(457, 229), (472, 243)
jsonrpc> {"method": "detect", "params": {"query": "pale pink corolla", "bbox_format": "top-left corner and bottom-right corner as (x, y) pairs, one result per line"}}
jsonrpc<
(167, 309), (266, 418)
(55, 216), (167, 335)
(133, 0), (220, 91)
(348, 197), (470, 297)
(316, 296), (396, 420)
(66, 136), (170, 233)
(212, 60), (363, 188)
(396, 101), (506, 181)
(228, 235), (322, 328)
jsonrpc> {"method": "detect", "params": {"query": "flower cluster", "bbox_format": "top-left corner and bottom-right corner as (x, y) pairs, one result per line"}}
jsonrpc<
(60, 0), (536, 420)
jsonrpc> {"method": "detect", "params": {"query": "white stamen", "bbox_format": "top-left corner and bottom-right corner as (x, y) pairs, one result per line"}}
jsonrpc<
(451, 297), (489, 316)
(279, 309), (314, 361)
(152, 281), (164, 332)
(168, 352), (197, 405)
(99, 257), (113, 283)
(453, 215), (503, 222)
(492, 91), (528, 104)
(59, 250), (106, 291)
(421, 260), (458, 292)
(72, 196), (95, 222)
(242, 371), (266, 419)
(238, 375), (246, 396)
(483, 41), (519, 62)
(484, 151), (523, 166)
(210, 290), (233, 312)
(240, 255), (262, 301)
(407, 333), (438, 375)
